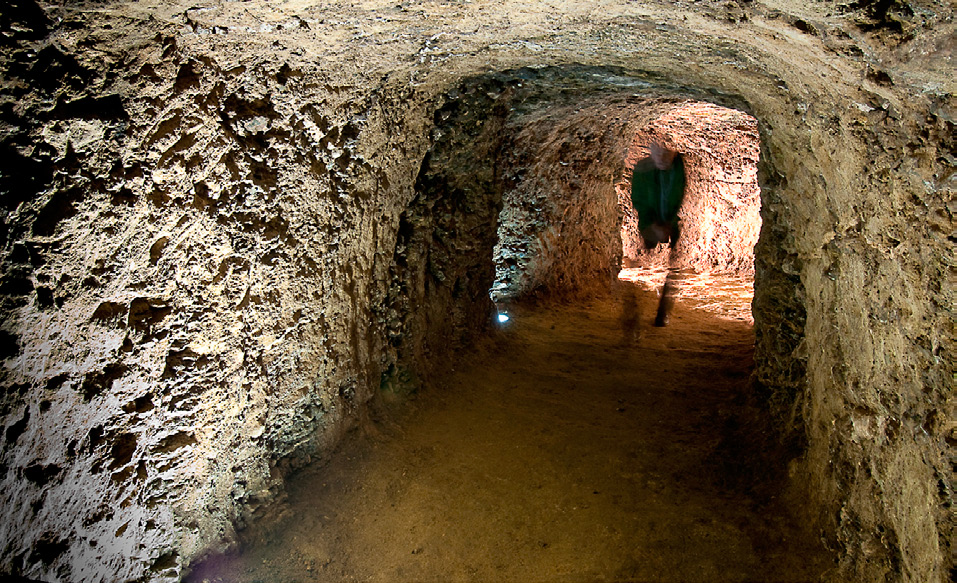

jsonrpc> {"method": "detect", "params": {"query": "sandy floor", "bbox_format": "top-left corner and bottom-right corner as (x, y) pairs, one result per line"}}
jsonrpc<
(186, 277), (832, 582)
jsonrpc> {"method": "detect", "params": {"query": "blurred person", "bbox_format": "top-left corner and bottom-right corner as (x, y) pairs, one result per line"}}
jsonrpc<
(630, 141), (686, 326)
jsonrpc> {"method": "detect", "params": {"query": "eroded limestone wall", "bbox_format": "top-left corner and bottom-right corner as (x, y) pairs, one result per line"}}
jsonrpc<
(0, 1), (952, 582)
(493, 86), (656, 303)
(787, 74), (953, 583)
(380, 75), (512, 378)
(0, 6), (438, 581)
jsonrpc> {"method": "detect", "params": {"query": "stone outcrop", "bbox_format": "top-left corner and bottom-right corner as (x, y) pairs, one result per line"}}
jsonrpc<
(0, 1), (952, 582)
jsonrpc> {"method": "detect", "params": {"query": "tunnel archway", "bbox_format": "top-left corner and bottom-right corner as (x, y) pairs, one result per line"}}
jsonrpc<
(187, 66), (827, 583)
(619, 101), (760, 275)
(376, 62), (803, 429)
(378, 57), (951, 583)
(617, 101), (761, 324)
(381, 63), (804, 472)
(486, 72), (769, 311)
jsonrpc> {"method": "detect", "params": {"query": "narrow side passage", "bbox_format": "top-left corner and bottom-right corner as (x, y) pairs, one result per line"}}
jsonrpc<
(187, 286), (831, 583)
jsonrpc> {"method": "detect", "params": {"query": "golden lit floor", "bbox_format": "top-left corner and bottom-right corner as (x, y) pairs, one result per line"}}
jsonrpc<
(187, 278), (830, 583)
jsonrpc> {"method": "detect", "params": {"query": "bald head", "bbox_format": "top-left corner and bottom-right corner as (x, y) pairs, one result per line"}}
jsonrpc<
(649, 142), (678, 170)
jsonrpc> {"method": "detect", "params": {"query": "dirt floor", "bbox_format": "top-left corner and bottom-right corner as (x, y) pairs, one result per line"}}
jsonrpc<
(186, 275), (833, 583)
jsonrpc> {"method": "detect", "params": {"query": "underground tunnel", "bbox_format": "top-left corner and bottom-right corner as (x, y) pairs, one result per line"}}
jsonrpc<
(0, 1), (953, 582)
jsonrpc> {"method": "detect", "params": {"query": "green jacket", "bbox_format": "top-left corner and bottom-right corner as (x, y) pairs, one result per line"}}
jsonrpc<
(630, 154), (686, 239)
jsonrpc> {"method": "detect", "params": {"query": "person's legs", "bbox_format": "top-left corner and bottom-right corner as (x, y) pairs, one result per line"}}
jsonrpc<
(619, 281), (641, 344)
(654, 235), (680, 327)
(654, 274), (675, 327)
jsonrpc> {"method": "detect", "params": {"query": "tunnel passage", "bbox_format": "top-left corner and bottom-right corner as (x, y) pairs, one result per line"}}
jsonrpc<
(615, 102), (762, 324)
(186, 288), (832, 583)
(380, 68), (766, 337)
(0, 0), (950, 576)
(489, 84), (764, 310)
(382, 62), (802, 455)
(378, 66), (810, 499)
(186, 66), (829, 583)
(488, 95), (763, 323)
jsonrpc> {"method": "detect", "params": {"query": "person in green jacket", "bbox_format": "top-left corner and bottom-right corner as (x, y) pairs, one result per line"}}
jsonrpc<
(631, 142), (686, 248)
(630, 142), (686, 326)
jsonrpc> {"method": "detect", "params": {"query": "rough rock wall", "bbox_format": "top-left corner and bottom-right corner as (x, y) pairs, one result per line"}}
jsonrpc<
(740, 6), (955, 577)
(493, 87), (638, 303)
(380, 75), (512, 378)
(0, 1), (952, 582)
(791, 62), (954, 583)
(0, 5), (439, 581)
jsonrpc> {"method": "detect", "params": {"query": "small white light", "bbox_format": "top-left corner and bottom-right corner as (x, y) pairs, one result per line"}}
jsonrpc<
(497, 313), (510, 323)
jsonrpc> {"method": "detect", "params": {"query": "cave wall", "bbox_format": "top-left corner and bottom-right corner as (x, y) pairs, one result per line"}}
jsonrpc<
(784, 73), (953, 583)
(0, 6), (440, 581)
(493, 87), (656, 303)
(380, 75), (512, 378)
(0, 1), (952, 582)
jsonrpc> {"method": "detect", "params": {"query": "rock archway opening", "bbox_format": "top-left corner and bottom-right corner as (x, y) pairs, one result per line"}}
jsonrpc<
(488, 84), (763, 329)
(185, 68), (823, 581)
(618, 101), (762, 324)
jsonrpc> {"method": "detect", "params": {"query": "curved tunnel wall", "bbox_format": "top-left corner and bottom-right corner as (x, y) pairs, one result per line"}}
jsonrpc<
(0, 2), (951, 582)
(493, 84), (652, 304)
